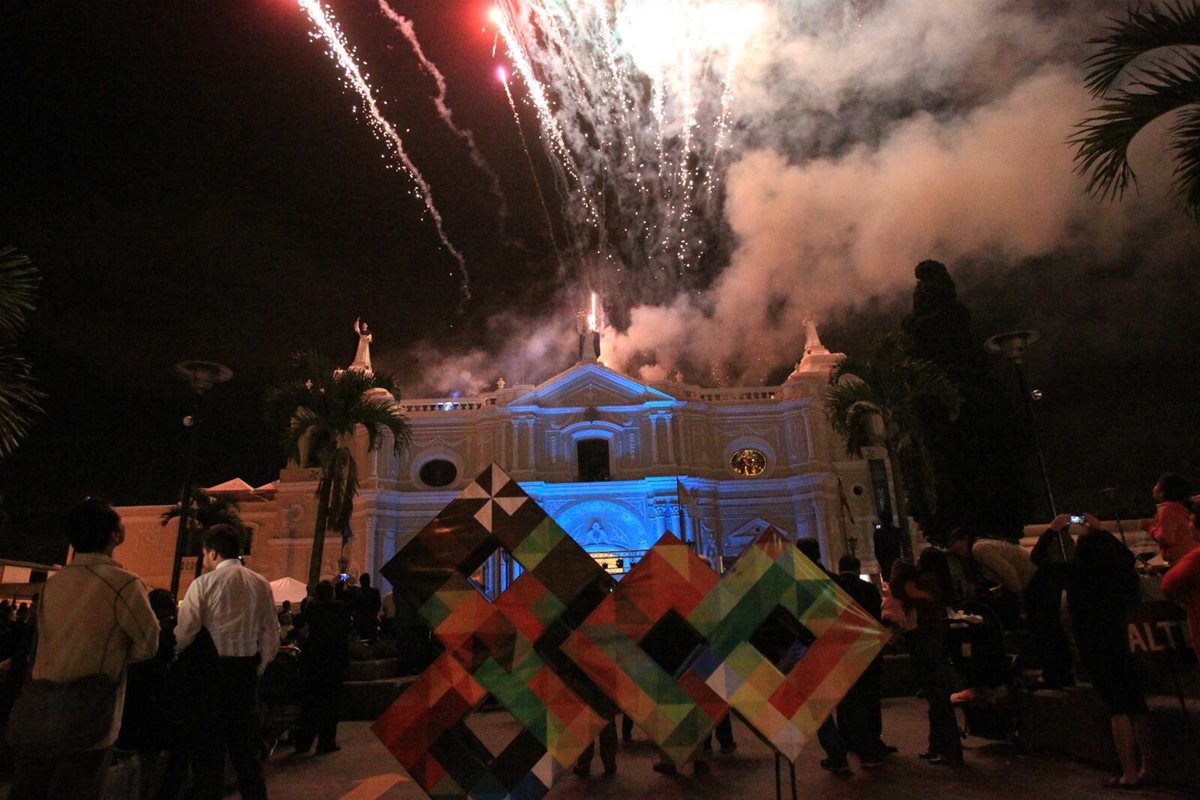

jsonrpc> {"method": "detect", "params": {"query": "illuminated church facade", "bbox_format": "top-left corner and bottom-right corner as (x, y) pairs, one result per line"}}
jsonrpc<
(116, 321), (900, 593)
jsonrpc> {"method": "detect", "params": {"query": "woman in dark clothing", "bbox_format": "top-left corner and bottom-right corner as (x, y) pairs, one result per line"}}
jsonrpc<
(294, 581), (352, 754)
(1068, 523), (1153, 790)
(887, 561), (962, 766)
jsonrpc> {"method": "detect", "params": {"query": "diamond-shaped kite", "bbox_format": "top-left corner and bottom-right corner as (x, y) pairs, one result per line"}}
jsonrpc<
(374, 465), (614, 799)
(561, 533), (728, 766)
(684, 527), (889, 761)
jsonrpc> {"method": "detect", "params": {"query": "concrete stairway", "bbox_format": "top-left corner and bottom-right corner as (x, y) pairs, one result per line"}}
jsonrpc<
(341, 658), (415, 721)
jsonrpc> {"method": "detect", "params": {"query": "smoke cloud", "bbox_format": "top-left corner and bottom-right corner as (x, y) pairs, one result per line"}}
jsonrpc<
(404, 0), (1196, 397)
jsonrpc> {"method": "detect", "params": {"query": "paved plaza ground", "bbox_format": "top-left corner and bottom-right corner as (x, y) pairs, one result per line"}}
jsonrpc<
(256, 697), (1189, 800)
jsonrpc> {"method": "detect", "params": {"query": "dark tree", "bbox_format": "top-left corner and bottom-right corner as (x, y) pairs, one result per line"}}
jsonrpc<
(264, 351), (411, 589)
(901, 260), (1032, 542)
(826, 333), (961, 559)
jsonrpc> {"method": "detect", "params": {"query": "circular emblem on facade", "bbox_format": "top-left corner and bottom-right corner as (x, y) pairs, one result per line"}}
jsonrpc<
(729, 448), (767, 477)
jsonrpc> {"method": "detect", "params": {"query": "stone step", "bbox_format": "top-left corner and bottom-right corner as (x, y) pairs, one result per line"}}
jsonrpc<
(346, 657), (401, 682)
(341, 676), (415, 721)
(1020, 687), (1199, 793)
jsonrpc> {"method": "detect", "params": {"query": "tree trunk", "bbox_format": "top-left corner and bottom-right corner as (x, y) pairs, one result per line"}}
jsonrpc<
(308, 476), (333, 590)
(886, 448), (915, 561)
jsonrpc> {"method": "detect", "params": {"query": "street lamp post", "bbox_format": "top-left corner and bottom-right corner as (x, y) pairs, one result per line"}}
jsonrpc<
(169, 360), (232, 599)
(985, 330), (1057, 526)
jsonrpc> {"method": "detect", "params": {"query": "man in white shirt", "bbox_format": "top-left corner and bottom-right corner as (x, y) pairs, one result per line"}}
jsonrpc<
(176, 524), (279, 800)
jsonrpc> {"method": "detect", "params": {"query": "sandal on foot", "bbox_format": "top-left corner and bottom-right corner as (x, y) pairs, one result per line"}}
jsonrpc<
(1103, 777), (1141, 791)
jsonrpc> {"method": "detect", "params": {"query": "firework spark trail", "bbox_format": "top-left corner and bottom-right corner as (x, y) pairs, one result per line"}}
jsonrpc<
(489, 8), (588, 205)
(491, 1), (763, 297)
(707, 41), (743, 204)
(500, 70), (570, 277)
(376, 0), (510, 223)
(297, 0), (470, 301)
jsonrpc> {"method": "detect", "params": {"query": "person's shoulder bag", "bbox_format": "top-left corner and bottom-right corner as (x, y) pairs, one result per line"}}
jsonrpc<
(4, 567), (126, 756)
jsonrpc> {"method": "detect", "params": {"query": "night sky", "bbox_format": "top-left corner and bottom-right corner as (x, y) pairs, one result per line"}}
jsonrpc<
(2, 1), (1197, 562)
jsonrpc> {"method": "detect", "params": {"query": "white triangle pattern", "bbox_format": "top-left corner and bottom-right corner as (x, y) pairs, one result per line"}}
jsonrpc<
(465, 466), (528, 533)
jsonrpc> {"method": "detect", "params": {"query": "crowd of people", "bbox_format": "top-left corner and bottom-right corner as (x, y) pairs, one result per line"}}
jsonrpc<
(867, 471), (1200, 791)
(0, 500), (423, 800)
(0, 469), (1198, 798)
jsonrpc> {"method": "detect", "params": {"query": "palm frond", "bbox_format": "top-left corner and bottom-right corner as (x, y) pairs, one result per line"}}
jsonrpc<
(1169, 102), (1200, 214)
(1074, 47), (1200, 192)
(0, 349), (45, 458)
(1084, 1), (1200, 96)
(829, 353), (869, 386)
(160, 488), (246, 532)
(0, 247), (39, 342)
(905, 358), (963, 421)
(825, 380), (881, 456)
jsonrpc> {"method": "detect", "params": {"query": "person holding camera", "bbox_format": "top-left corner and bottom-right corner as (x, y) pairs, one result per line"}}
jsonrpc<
(1067, 521), (1153, 790)
(1027, 514), (1083, 690)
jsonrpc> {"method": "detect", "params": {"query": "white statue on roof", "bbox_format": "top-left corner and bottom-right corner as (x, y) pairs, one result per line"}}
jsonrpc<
(803, 312), (829, 356)
(787, 313), (839, 379)
(351, 318), (373, 374)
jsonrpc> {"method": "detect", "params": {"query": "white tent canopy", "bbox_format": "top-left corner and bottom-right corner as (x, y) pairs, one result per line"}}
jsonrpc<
(268, 576), (308, 605)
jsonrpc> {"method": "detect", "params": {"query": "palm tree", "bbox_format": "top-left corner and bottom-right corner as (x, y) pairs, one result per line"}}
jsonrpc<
(1071, 1), (1200, 218)
(160, 488), (250, 557)
(0, 246), (44, 458)
(264, 351), (411, 589)
(825, 335), (961, 559)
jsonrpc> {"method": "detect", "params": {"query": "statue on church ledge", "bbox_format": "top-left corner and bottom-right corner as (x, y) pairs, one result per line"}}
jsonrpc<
(351, 318), (373, 373)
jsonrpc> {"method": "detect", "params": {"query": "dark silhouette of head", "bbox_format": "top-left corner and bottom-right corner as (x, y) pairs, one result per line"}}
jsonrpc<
(315, 580), (336, 603)
(360, 573), (371, 588)
(796, 538), (823, 568)
(838, 555), (861, 574)
(889, 560), (919, 604)
(1157, 473), (1192, 503)
(202, 524), (242, 560)
(66, 498), (121, 554)
(148, 588), (176, 621)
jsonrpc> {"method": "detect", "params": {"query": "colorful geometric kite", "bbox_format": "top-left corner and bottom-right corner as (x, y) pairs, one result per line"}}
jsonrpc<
(560, 533), (728, 766)
(684, 527), (889, 761)
(374, 465), (614, 799)
(375, 466), (890, 798)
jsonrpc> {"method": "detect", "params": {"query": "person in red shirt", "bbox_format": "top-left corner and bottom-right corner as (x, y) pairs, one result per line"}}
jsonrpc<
(1143, 473), (1197, 564)
(1159, 498), (1200, 666)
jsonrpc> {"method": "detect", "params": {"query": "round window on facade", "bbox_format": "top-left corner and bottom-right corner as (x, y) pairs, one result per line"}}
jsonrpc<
(419, 459), (458, 488)
(729, 448), (767, 477)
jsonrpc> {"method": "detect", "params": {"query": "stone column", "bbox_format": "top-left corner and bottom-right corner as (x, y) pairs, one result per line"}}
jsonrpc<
(664, 413), (675, 464)
(511, 418), (520, 469)
(801, 409), (816, 461)
(649, 415), (660, 464)
(526, 418), (536, 469)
